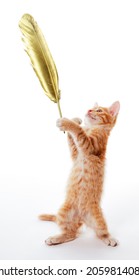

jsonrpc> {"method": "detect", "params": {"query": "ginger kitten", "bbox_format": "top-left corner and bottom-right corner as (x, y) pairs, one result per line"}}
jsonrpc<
(39, 101), (120, 247)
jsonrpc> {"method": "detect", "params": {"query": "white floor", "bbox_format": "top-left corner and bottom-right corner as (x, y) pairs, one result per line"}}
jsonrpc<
(0, 176), (138, 260)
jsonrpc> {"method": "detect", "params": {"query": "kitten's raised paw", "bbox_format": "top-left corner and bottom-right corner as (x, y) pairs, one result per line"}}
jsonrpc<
(72, 118), (82, 125)
(102, 237), (118, 247)
(56, 118), (69, 131)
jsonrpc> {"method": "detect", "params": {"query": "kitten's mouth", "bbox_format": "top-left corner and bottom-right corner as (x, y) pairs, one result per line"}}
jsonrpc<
(87, 113), (96, 120)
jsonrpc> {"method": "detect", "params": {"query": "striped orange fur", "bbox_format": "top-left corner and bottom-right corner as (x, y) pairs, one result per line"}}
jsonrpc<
(39, 101), (120, 246)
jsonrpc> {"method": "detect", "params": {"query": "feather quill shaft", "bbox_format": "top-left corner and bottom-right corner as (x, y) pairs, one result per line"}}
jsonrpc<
(19, 14), (62, 117)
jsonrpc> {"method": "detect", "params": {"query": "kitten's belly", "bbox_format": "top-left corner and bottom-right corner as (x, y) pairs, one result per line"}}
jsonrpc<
(67, 156), (105, 209)
(71, 156), (104, 185)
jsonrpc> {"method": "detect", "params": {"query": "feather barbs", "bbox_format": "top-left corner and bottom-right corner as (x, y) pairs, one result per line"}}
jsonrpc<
(19, 14), (62, 117)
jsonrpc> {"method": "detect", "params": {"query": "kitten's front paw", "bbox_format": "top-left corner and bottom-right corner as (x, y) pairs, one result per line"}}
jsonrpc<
(56, 118), (69, 131)
(72, 118), (82, 125)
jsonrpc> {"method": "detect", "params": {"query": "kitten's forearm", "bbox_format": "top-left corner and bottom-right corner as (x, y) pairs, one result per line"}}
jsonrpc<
(57, 118), (93, 155)
(65, 121), (92, 155)
(70, 126), (91, 154)
(67, 133), (78, 160)
(67, 118), (82, 160)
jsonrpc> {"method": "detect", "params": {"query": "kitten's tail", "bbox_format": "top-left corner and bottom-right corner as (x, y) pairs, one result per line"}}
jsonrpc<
(39, 214), (56, 222)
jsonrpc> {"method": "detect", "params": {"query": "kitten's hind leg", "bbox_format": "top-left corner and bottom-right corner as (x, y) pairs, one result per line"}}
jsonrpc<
(85, 206), (118, 247)
(46, 204), (82, 246)
(46, 233), (76, 246)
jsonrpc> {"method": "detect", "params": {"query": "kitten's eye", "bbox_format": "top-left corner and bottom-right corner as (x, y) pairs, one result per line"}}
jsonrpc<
(96, 108), (102, 112)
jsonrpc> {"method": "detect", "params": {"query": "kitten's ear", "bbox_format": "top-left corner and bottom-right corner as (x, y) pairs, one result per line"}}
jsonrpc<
(109, 101), (120, 117)
(94, 102), (98, 108)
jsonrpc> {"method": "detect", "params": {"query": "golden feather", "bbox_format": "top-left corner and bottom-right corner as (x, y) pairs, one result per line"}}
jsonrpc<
(19, 13), (62, 117)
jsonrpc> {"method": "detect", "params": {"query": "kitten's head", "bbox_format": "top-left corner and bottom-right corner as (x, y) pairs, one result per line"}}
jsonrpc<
(84, 101), (120, 129)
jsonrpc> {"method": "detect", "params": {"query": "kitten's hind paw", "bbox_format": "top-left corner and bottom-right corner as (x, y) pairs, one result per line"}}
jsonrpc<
(45, 233), (76, 245)
(46, 237), (55, 246)
(103, 237), (119, 247)
(46, 236), (63, 246)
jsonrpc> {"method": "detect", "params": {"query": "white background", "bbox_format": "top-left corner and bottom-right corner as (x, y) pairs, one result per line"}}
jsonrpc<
(0, 0), (139, 260)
